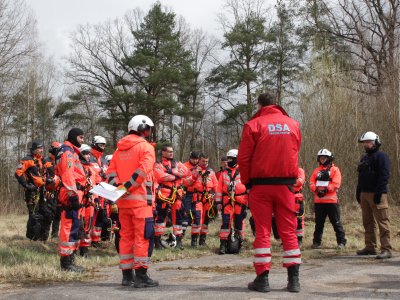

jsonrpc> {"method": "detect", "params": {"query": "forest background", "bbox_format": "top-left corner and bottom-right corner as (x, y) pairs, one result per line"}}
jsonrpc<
(1, 0), (399, 214)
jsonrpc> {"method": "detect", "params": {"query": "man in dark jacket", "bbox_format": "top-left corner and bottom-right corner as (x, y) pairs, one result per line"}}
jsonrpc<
(238, 92), (302, 293)
(356, 131), (392, 259)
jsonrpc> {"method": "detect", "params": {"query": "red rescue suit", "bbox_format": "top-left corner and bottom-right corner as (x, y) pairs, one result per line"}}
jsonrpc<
(56, 141), (87, 256)
(89, 149), (107, 243)
(238, 105), (302, 275)
(191, 166), (218, 236)
(154, 158), (190, 237)
(293, 168), (306, 238)
(79, 161), (96, 248)
(216, 166), (248, 240)
(106, 134), (155, 270)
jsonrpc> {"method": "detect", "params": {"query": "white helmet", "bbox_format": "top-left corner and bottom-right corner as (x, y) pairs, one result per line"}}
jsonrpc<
(79, 144), (91, 153)
(317, 149), (332, 157)
(128, 115), (154, 132)
(160, 233), (176, 248)
(93, 135), (106, 144)
(227, 149), (238, 158)
(359, 131), (381, 145)
(105, 154), (113, 162)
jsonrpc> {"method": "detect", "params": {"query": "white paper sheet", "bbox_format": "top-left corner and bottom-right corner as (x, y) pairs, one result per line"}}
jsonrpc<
(89, 182), (126, 202)
(316, 180), (329, 187)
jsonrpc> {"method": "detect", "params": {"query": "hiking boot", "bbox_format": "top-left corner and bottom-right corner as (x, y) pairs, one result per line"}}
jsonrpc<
(219, 239), (227, 255)
(311, 243), (321, 249)
(91, 241), (101, 248)
(176, 235), (184, 250)
(356, 247), (377, 255)
(134, 267), (159, 288)
(287, 265), (300, 292)
(376, 250), (392, 259)
(121, 269), (135, 286)
(337, 243), (345, 250)
(79, 246), (89, 258)
(199, 234), (207, 246)
(154, 236), (163, 250)
(60, 255), (84, 273)
(248, 271), (270, 293)
(191, 235), (198, 248)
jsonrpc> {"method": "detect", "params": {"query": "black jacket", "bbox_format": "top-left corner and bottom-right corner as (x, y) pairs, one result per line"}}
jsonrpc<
(357, 150), (390, 194)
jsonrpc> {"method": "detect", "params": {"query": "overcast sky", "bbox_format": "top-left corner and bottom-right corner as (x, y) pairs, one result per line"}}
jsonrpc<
(25, 0), (244, 62)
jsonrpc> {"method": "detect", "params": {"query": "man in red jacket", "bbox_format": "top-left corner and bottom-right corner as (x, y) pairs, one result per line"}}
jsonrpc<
(106, 115), (158, 288)
(238, 92), (302, 293)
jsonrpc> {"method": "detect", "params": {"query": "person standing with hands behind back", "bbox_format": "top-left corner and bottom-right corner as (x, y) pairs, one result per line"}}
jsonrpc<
(356, 131), (392, 259)
(238, 92), (302, 293)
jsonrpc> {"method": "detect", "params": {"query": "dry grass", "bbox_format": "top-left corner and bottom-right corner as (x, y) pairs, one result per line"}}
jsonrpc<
(0, 206), (399, 288)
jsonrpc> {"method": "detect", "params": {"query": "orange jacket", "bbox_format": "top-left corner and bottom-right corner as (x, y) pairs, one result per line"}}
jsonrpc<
(183, 160), (198, 192)
(56, 141), (87, 201)
(309, 164), (341, 204)
(106, 134), (155, 208)
(15, 153), (44, 188)
(192, 165), (218, 193)
(154, 158), (190, 198)
(216, 166), (248, 206)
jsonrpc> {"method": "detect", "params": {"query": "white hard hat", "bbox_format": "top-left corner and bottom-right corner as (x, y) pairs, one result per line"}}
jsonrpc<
(105, 154), (113, 162)
(128, 115), (154, 132)
(226, 149), (238, 158)
(93, 135), (106, 144)
(160, 233), (176, 248)
(317, 148), (332, 157)
(79, 144), (91, 153)
(359, 131), (381, 145)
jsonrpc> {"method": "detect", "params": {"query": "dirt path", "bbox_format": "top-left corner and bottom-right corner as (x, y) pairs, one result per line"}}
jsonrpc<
(1, 252), (399, 300)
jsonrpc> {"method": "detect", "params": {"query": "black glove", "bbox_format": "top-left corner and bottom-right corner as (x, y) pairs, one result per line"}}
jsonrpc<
(201, 170), (210, 178)
(373, 193), (382, 205)
(69, 195), (81, 210)
(356, 190), (361, 204)
(25, 183), (37, 192)
(316, 170), (330, 181)
(317, 188), (328, 198)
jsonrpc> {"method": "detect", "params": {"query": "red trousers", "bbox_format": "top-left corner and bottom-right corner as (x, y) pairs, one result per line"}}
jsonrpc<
(118, 205), (154, 270)
(250, 185), (301, 275)
(58, 190), (83, 256)
(79, 205), (94, 247)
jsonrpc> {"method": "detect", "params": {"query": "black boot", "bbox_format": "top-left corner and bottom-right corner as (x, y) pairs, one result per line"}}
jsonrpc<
(176, 235), (184, 250)
(191, 235), (198, 248)
(60, 255), (84, 273)
(219, 239), (227, 255)
(121, 269), (135, 286)
(134, 267), (159, 288)
(287, 265), (300, 292)
(154, 236), (163, 249)
(199, 234), (206, 246)
(79, 246), (89, 258)
(248, 271), (270, 292)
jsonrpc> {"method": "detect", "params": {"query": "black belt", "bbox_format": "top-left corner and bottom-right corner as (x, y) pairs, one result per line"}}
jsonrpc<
(251, 177), (296, 185)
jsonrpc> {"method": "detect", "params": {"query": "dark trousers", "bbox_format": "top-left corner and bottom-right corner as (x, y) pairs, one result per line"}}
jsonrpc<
(313, 203), (346, 245)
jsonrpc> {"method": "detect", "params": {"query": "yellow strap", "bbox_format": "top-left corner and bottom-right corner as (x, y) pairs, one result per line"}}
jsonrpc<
(157, 187), (178, 204)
